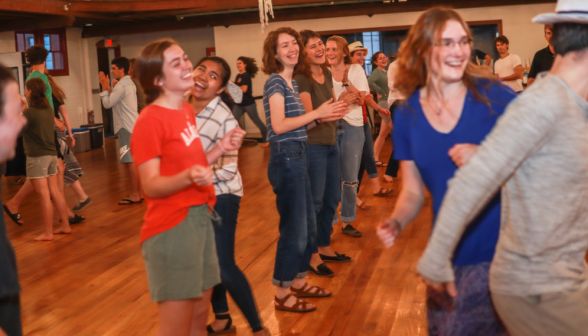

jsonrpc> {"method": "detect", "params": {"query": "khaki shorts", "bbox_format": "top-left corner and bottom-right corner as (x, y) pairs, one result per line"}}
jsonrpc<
(142, 205), (221, 302)
(117, 128), (134, 163)
(26, 155), (58, 179)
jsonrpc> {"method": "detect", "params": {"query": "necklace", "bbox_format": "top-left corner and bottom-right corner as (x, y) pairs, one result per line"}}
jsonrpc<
(424, 84), (466, 115)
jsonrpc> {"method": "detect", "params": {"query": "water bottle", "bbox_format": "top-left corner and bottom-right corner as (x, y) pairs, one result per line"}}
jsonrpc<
(523, 69), (529, 87)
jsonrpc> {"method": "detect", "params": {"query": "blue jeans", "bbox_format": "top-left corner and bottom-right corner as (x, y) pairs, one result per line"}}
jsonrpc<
(308, 143), (340, 249)
(357, 121), (378, 192)
(268, 141), (316, 287)
(337, 120), (365, 223)
(211, 194), (263, 332)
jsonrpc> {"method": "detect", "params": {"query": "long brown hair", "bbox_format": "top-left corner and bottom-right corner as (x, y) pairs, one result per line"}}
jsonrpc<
(43, 68), (66, 103)
(395, 7), (495, 106)
(136, 39), (176, 105)
(326, 36), (352, 65)
(298, 30), (329, 84)
(26, 78), (50, 109)
(262, 27), (307, 75)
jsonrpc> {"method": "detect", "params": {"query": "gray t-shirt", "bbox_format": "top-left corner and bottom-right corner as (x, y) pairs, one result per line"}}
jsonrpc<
(417, 74), (588, 296)
(294, 69), (336, 146)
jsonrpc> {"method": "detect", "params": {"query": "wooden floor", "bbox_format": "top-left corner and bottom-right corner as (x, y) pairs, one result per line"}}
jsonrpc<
(1, 137), (433, 336)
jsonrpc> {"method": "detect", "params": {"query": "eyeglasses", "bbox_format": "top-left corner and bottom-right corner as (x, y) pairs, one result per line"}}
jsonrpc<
(435, 38), (472, 50)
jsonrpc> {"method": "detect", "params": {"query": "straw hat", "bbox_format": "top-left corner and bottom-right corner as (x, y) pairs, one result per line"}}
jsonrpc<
(349, 41), (368, 53)
(533, 0), (588, 25)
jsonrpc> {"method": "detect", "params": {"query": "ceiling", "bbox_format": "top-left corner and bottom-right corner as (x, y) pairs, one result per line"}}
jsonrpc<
(0, 0), (555, 37)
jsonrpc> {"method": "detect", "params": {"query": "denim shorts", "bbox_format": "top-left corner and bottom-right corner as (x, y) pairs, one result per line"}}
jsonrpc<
(26, 155), (58, 179)
(142, 205), (221, 302)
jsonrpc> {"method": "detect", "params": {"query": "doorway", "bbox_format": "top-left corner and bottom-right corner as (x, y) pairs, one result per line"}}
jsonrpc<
(95, 41), (120, 137)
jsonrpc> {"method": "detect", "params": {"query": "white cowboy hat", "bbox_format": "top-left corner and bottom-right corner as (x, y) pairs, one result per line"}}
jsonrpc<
(349, 41), (368, 53)
(533, 0), (588, 25)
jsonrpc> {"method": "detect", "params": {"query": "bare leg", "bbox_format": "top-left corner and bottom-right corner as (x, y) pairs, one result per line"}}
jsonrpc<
(156, 299), (196, 336)
(373, 121), (392, 162)
(318, 246), (337, 256)
(310, 253), (323, 268)
(56, 159), (75, 218)
(30, 178), (54, 241)
(69, 181), (89, 202)
(4, 179), (34, 224)
(189, 288), (213, 336)
(47, 175), (71, 234)
(125, 162), (142, 202)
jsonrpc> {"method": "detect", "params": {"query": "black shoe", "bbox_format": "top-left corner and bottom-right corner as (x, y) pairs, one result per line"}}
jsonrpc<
(60, 214), (86, 224)
(319, 251), (352, 263)
(206, 314), (237, 335)
(308, 263), (334, 277)
(342, 224), (362, 237)
(72, 197), (92, 211)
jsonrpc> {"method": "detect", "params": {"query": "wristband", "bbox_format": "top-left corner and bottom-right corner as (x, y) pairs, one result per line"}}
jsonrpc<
(217, 141), (228, 153)
(342, 81), (351, 87)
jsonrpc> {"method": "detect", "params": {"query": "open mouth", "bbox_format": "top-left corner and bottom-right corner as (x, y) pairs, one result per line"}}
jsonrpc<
(182, 73), (192, 80)
(446, 61), (465, 68)
(193, 80), (207, 91)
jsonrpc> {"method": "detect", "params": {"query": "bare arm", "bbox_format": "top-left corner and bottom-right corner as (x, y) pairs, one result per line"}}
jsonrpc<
(239, 85), (248, 93)
(527, 77), (536, 87)
(499, 65), (523, 81)
(205, 127), (246, 165)
(484, 55), (492, 66)
(269, 93), (343, 135)
(59, 105), (76, 147)
(137, 157), (212, 199)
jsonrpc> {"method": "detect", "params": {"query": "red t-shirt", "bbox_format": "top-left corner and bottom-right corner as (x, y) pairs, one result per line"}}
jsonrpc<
(131, 102), (216, 244)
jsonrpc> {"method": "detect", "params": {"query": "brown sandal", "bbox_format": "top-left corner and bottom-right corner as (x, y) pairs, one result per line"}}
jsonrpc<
(274, 293), (316, 313)
(290, 283), (332, 298)
(373, 188), (393, 197)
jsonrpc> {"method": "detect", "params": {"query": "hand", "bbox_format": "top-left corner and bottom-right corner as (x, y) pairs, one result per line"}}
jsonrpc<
(377, 218), (401, 248)
(112, 79), (119, 87)
(68, 135), (76, 148)
(339, 92), (358, 106)
(378, 108), (391, 118)
(55, 119), (66, 132)
(220, 127), (247, 152)
(189, 165), (213, 186)
(419, 274), (457, 299)
(0, 326), (7, 336)
(20, 96), (28, 111)
(448, 144), (478, 167)
(364, 93), (374, 102)
(342, 67), (349, 84)
(98, 71), (111, 91)
(315, 98), (348, 120)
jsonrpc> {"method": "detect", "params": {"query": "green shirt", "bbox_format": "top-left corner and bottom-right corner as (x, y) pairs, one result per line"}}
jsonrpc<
(368, 68), (388, 102)
(22, 107), (57, 157)
(294, 69), (336, 145)
(27, 71), (54, 112)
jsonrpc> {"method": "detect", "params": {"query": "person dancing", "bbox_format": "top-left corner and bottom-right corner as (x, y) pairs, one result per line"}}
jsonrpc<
(185, 56), (268, 336)
(131, 39), (245, 336)
(263, 27), (345, 313)
(377, 7), (515, 336)
(233, 56), (269, 147)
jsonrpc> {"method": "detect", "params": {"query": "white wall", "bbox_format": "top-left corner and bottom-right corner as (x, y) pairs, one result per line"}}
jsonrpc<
(0, 28), (94, 128)
(214, 3), (556, 133)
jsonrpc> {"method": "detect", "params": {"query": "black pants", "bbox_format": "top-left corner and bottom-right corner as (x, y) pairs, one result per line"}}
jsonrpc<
(0, 295), (22, 336)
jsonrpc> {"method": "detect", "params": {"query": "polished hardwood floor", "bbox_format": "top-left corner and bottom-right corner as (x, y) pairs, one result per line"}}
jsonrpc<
(1, 137), (432, 336)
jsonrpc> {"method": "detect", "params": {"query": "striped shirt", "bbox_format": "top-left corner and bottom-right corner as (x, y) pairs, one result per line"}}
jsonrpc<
(263, 73), (307, 142)
(188, 95), (243, 197)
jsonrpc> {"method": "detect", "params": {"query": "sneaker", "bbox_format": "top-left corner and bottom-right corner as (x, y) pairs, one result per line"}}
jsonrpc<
(308, 263), (334, 277)
(342, 224), (362, 237)
(72, 197), (92, 211)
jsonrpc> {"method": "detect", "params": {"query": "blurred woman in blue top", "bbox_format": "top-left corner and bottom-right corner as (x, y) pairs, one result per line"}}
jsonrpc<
(376, 8), (515, 336)
(262, 27), (347, 313)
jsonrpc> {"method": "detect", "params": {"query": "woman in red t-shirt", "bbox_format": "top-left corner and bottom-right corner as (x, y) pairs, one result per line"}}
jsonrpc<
(130, 39), (245, 336)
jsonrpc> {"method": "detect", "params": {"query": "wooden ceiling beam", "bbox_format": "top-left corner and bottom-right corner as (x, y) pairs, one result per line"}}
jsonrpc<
(68, 1), (206, 13)
(0, 0), (130, 20)
(0, 15), (75, 32)
(82, 0), (555, 38)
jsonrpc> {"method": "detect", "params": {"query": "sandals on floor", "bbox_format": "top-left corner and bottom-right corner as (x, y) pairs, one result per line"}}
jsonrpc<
(3, 205), (23, 226)
(206, 314), (237, 335)
(118, 198), (143, 205)
(373, 188), (394, 197)
(59, 214), (86, 224)
(356, 201), (368, 210)
(375, 161), (388, 167)
(274, 293), (316, 313)
(290, 283), (332, 298)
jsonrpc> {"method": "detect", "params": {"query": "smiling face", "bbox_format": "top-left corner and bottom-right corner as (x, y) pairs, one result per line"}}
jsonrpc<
(236, 59), (245, 73)
(0, 82), (27, 161)
(111, 64), (125, 80)
(326, 40), (345, 66)
(351, 50), (366, 66)
(428, 20), (471, 86)
(191, 60), (225, 102)
(374, 53), (388, 69)
(275, 33), (299, 70)
(159, 44), (194, 95)
(305, 37), (326, 66)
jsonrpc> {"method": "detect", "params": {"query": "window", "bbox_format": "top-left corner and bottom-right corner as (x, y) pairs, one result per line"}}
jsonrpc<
(15, 28), (69, 76)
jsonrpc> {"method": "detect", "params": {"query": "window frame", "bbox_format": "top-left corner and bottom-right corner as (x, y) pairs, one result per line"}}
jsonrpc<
(15, 27), (69, 77)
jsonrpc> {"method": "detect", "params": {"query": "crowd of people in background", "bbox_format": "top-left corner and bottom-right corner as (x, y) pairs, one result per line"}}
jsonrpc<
(1, 0), (588, 335)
